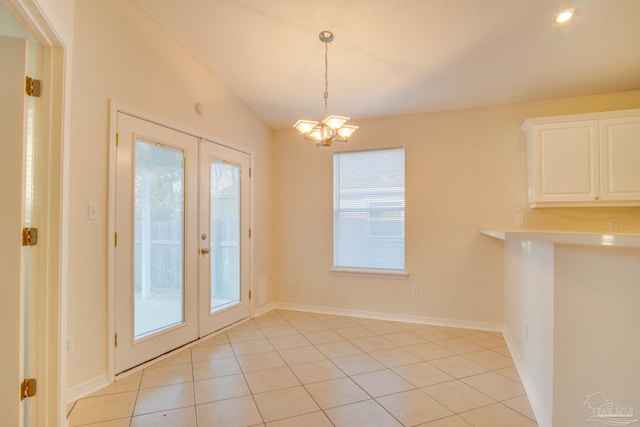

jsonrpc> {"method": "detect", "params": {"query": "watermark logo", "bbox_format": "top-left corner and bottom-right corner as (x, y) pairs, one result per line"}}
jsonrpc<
(584, 392), (638, 426)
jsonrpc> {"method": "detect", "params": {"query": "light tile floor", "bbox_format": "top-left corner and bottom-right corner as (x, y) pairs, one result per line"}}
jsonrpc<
(67, 310), (538, 426)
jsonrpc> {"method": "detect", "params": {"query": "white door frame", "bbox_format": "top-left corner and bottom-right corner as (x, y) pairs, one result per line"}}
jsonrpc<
(3, 1), (68, 426)
(107, 101), (254, 380)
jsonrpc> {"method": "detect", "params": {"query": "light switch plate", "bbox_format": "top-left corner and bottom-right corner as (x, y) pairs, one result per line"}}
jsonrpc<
(88, 202), (99, 220)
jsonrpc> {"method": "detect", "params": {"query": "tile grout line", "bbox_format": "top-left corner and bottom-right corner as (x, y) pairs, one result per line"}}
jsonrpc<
(267, 315), (337, 426)
(189, 346), (200, 427)
(229, 328), (269, 426)
(69, 310), (536, 426)
(285, 313), (407, 426)
(263, 313), (450, 426)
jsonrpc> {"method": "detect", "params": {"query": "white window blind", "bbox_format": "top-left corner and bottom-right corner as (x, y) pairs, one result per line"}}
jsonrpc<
(334, 148), (405, 270)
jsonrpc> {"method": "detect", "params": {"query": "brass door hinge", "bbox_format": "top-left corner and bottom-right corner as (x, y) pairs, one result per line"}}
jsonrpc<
(22, 227), (38, 246)
(249, 290), (252, 300)
(114, 232), (118, 247)
(249, 168), (252, 178)
(25, 76), (41, 97)
(20, 378), (37, 400)
(115, 132), (119, 148)
(114, 333), (118, 348)
(248, 228), (252, 238)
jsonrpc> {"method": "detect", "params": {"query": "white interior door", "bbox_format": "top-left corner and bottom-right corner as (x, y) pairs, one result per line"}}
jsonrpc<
(0, 34), (44, 427)
(115, 113), (199, 373)
(0, 34), (28, 427)
(198, 140), (251, 336)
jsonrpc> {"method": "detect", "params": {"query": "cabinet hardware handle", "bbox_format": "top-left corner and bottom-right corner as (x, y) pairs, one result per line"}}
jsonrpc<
(200, 248), (210, 254)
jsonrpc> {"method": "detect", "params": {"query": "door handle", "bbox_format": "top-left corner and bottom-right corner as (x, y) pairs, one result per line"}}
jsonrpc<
(200, 247), (210, 255)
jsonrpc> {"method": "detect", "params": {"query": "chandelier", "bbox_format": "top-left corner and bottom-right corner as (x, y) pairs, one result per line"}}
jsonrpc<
(293, 31), (358, 147)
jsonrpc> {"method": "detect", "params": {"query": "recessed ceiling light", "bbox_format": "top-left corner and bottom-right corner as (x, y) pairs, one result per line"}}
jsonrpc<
(554, 8), (575, 24)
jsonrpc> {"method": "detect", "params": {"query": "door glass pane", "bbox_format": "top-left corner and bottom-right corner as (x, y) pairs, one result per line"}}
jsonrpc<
(134, 141), (185, 339)
(210, 160), (240, 312)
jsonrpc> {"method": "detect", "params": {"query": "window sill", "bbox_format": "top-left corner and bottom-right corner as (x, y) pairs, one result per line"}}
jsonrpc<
(330, 267), (409, 279)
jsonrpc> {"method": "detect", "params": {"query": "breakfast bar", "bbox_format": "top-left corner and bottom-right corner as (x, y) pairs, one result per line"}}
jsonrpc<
(482, 229), (640, 427)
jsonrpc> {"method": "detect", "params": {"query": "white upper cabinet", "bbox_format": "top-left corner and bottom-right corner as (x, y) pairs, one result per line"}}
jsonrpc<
(522, 109), (640, 207)
(599, 116), (640, 201)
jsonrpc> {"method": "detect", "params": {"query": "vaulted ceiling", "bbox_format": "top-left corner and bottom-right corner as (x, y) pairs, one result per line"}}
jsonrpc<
(136, 0), (640, 129)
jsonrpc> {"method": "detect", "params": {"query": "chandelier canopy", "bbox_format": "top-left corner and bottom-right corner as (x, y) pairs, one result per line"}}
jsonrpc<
(293, 31), (358, 147)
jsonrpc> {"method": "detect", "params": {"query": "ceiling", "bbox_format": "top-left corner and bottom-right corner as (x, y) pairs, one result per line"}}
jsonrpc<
(136, 0), (640, 130)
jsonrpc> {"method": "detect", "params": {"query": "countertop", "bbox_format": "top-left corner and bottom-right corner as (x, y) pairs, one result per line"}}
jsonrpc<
(481, 228), (640, 248)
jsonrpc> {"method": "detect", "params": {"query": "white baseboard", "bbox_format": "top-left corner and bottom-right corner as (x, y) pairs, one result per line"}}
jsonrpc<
(253, 302), (276, 318)
(270, 302), (503, 332)
(66, 374), (109, 403)
(503, 327), (551, 427)
(68, 304), (502, 406)
(69, 315), (260, 403)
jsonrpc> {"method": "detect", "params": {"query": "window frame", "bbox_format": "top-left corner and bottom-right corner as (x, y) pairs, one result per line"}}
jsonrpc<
(331, 147), (408, 278)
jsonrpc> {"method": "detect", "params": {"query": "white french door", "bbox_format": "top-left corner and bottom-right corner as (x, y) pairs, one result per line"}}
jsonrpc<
(115, 113), (199, 373)
(114, 113), (251, 374)
(199, 140), (251, 336)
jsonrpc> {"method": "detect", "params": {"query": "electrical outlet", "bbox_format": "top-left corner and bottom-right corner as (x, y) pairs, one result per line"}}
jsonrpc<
(515, 214), (524, 226)
(66, 335), (74, 353)
(524, 324), (529, 341)
(410, 285), (420, 296)
(608, 219), (618, 231)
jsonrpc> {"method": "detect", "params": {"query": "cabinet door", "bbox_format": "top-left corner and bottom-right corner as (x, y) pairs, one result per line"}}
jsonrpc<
(599, 116), (640, 201)
(529, 120), (599, 204)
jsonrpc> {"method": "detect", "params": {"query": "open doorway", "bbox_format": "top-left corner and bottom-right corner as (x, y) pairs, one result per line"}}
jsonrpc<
(0, 1), (66, 426)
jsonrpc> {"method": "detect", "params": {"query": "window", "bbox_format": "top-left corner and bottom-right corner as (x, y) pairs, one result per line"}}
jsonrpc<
(333, 148), (405, 271)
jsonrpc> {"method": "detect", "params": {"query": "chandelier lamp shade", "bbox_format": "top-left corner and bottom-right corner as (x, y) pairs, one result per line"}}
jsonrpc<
(293, 30), (358, 147)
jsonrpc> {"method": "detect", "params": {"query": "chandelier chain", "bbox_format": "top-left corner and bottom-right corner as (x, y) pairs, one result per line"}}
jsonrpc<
(323, 37), (329, 119)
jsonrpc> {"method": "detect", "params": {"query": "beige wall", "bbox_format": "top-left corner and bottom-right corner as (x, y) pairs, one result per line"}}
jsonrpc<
(35, 0), (74, 43)
(504, 239), (554, 425)
(66, 0), (273, 389)
(63, 0), (640, 394)
(273, 90), (640, 325)
(554, 245), (640, 426)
